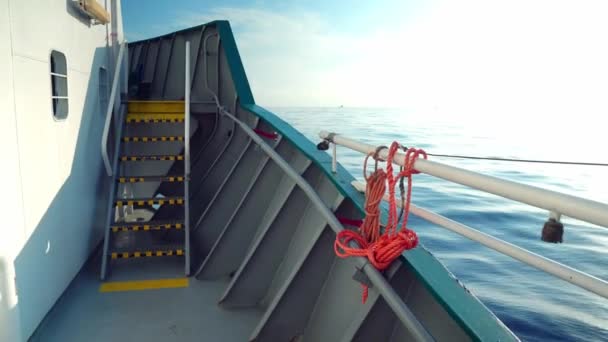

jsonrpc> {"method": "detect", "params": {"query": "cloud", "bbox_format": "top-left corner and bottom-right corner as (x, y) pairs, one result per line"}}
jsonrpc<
(172, 0), (608, 132)
(174, 7), (365, 106)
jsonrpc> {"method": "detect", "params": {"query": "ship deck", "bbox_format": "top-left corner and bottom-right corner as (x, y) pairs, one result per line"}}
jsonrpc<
(29, 252), (262, 342)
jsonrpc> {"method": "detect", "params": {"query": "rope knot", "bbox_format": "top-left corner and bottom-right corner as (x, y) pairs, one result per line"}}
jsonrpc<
(334, 141), (427, 303)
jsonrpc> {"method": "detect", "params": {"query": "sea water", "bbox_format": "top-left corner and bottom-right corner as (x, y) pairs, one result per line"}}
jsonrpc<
(273, 107), (608, 341)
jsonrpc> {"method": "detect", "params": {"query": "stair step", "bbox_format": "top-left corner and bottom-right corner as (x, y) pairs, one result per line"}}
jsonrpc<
(115, 197), (184, 208)
(111, 221), (183, 232)
(120, 154), (184, 161)
(117, 175), (185, 183)
(126, 113), (184, 123)
(128, 101), (184, 113)
(123, 135), (184, 143)
(110, 247), (185, 259)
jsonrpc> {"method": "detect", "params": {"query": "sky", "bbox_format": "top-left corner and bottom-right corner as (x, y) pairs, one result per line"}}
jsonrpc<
(122, 0), (608, 129)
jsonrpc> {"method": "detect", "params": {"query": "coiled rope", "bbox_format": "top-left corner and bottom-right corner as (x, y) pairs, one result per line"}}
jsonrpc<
(334, 142), (427, 303)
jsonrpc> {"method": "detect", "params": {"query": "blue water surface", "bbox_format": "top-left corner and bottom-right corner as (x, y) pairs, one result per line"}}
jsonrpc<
(272, 107), (608, 341)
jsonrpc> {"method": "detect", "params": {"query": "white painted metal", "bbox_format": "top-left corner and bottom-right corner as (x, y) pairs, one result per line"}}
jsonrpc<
(185, 41), (191, 176)
(218, 109), (433, 342)
(3, 0), (123, 339)
(550, 211), (562, 221)
(320, 131), (608, 230)
(0, 3), (24, 341)
(184, 40), (192, 275)
(351, 181), (608, 299)
(101, 40), (126, 176)
(332, 142), (337, 173)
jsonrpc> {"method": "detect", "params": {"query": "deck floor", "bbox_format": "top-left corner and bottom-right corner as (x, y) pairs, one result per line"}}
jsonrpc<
(30, 253), (262, 342)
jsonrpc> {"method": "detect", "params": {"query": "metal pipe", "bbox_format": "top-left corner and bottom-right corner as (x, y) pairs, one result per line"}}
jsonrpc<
(184, 40), (191, 275)
(185, 41), (191, 176)
(332, 143), (337, 173)
(221, 109), (434, 342)
(203, 33), (219, 104)
(122, 39), (128, 103)
(351, 181), (608, 299)
(193, 96), (238, 198)
(101, 40), (126, 176)
(320, 131), (608, 230)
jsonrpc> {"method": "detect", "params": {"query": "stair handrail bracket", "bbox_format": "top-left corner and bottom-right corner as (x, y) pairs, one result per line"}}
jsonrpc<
(319, 130), (608, 299)
(101, 40), (128, 176)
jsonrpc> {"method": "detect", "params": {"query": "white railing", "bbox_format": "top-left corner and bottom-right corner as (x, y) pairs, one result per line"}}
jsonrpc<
(185, 41), (191, 178)
(101, 40), (128, 176)
(319, 130), (608, 299)
(184, 41), (192, 275)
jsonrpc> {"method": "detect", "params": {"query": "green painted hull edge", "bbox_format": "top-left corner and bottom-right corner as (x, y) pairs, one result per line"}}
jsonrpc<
(213, 20), (518, 342)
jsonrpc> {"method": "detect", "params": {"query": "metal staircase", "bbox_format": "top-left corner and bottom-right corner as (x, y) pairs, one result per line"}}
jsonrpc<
(100, 100), (191, 279)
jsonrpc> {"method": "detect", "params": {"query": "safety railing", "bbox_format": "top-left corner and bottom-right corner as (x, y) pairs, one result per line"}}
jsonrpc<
(184, 41), (192, 274)
(219, 106), (434, 341)
(101, 40), (128, 176)
(319, 130), (608, 300)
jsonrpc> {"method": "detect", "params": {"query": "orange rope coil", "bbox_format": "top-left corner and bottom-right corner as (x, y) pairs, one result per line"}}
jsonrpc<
(334, 142), (427, 303)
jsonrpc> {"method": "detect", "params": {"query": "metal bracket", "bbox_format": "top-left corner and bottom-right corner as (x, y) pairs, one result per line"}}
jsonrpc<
(325, 132), (336, 142)
(331, 141), (337, 174)
(352, 266), (373, 289)
(549, 211), (562, 221)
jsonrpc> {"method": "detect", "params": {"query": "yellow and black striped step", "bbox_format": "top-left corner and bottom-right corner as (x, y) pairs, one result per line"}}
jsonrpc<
(111, 248), (184, 259)
(110, 221), (183, 232)
(122, 135), (184, 142)
(123, 135), (184, 142)
(128, 101), (184, 113)
(117, 175), (185, 183)
(115, 197), (184, 208)
(120, 154), (184, 161)
(126, 113), (184, 123)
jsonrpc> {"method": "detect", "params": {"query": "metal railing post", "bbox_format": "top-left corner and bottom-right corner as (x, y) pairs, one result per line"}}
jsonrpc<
(184, 41), (191, 275)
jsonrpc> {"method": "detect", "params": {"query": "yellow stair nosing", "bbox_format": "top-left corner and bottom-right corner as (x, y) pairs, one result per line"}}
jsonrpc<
(99, 278), (189, 293)
(127, 101), (185, 114)
(127, 101), (185, 104)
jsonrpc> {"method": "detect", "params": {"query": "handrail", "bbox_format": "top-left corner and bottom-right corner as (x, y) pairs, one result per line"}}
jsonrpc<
(351, 181), (608, 299)
(184, 40), (192, 275)
(101, 40), (127, 176)
(100, 102), (127, 279)
(203, 33), (220, 104)
(320, 131), (608, 229)
(320, 131), (608, 299)
(185, 41), (191, 176)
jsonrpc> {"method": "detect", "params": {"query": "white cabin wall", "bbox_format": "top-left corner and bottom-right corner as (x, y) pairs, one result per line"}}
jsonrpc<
(0, 0), (26, 341)
(2, 0), (123, 340)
